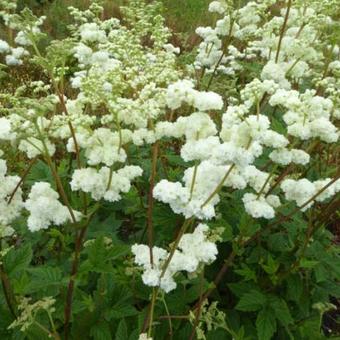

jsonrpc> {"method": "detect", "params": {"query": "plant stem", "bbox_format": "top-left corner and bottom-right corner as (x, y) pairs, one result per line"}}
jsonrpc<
(34, 121), (77, 224)
(142, 218), (194, 334)
(34, 320), (60, 340)
(189, 162), (199, 201)
(0, 254), (16, 318)
(161, 293), (173, 339)
(275, 0), (292, 63)
(268, 171), (340, 229)
(201, 164), (235, 208)
(206, 18), (235, 90)
(192, 251), (236, 310)
(257, 165), (277, 199)
(160, 218), (194, 279)
(7, 157), (37, 204)
(64, 207), (98, 340)
(147, 288), (158, 338)
(265, 164), (293, 197)
(147, 141), (159, 267)
(189, 269), (205, 340)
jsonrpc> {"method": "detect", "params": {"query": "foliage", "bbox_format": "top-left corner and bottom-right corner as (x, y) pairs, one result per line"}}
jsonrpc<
(0, 0), (339, 339)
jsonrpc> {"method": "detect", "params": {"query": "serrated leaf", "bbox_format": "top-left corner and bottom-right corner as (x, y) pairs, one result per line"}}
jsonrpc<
(228, 281), (257, 298)
(256, 308), (277, 340)
(108, 303), (138, 319)
(300, 259), (319, 268)
(269, 296), (293, 326)
(26, 266), (63, 294)
(234, 264), (257, 282)
(115, 319), (128, 340)
(90, 320), (112, 340)
(261, 255), (279, 275)
(236, 290), (267, 311)
(3, 243), (32, 276)
(286, 274), (303, 302)
(26, 160), (53, 186)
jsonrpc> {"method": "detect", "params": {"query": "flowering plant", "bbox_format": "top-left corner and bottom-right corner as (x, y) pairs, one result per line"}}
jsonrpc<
(0, 0), (339, 339)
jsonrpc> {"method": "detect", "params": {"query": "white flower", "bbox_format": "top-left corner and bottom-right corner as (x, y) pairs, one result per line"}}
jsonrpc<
(208, 1), (226, 14)
(261, 61), (291, 89)
(24, 182), (81, 232)
(71, 166), (143, 202)
(163, 43), (180, 54)
(281, 177), (340, 211)
(70, 128), (127, 166)
(165, 80), (223, 111)
(139, 333), (152, 340)
(242, 193), (275, 219)
(281, 178), (315, 210)
(270, 148), (310, 165)
(80, 23), (106, 43)
(0, 160), (23, 228)
(19, 138), (55, 159)
(5, 47), (29, 66)
(0, 117), (15, 140)
(131, 224), (218, 293)
(0, 40), (10, 53)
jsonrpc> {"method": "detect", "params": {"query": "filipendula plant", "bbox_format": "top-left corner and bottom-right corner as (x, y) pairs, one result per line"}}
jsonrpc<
(0, 0), (339, 339)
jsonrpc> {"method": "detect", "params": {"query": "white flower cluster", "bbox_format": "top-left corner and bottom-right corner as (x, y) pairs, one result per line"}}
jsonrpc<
(154, 161), (245, 220)
(0, 117), (16, 141)
(24, 182), (81, 232)
(132, 224), (218, 292)
(67, 128), (127, 166)
(0, 160), (23, 236)
(281, 178), (340, 211)
(70, 165), (143, 202)
(269, 89), (338, 143)
(165, 80), (223, 111)
(0, 0), (339, 300)
(138, 334), (152, 340)
(242, 193), (280, 220)
(0, 15), (44, 65)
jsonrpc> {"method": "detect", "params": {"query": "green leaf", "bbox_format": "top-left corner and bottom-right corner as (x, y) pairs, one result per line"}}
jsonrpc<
(90, 320), (112, 340)
(115, 319), (128, 340)
(228, 282), (257, 298)
(236, 290), (267, 312)
(84, 237), (129, 273)
(267, 233), (291, 252)
(269, 297), (293, 326)
(239, 220), (260, 238)
(106, 244), (130, 261)
(26, 160), (53, 186)
(256, 308), (277, 340)
(108, 303), (138, 319)
(234, 264), (257, 282)
(26, 266), (63, 294)
(299, 259), (319, 269)
(286, 274), (303, 302)
(261, 255), (279, 275)
(314, 264), (329, 282)
(297, 316), (324, 339)
(3, 243), (32, 276)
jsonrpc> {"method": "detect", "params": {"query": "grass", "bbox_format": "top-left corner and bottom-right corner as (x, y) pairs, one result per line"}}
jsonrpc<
(13, 0), (211, 38)
(162, 0), (211, 33)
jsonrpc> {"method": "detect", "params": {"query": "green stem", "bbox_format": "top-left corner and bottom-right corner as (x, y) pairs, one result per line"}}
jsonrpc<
(161, 293), (173, 339)
(147, 288), (158, 338)
(34, 121), (77, 224)
(275, 0), (292, 63)
(189, 162), (199, 201)
(256, 165), (278, 199)
(0, 241), (16, 318)
(201, 164), (235, 208)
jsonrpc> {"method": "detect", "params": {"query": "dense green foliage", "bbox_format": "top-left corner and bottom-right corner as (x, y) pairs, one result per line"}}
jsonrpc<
(0, 1), (339, 340)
